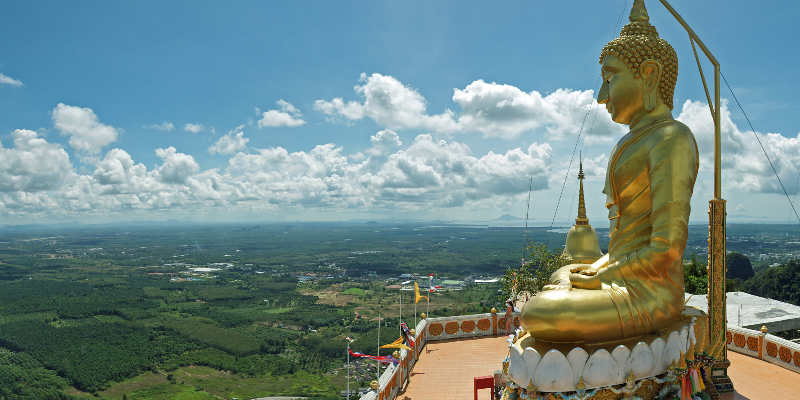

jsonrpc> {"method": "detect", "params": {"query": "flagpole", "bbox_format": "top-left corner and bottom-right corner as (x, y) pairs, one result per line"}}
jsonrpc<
(377, 312), (381, 394)
(427, 274), (432, 318)
(347, 340), (350, 400)
(399, 291), (403, 343)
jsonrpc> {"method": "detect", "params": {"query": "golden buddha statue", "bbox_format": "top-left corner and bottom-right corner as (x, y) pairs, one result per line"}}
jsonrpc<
(520, 0), (699, 343)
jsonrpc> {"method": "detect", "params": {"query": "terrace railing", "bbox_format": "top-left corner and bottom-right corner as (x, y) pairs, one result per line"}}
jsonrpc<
(357, 311), (800, 400)
(727, 324), (800, 374)
(359, 309), (519, 400)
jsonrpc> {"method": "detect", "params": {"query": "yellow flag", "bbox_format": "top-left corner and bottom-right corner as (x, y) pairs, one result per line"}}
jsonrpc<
(380, 337), (412, 351)
(414, 282), (429, 303)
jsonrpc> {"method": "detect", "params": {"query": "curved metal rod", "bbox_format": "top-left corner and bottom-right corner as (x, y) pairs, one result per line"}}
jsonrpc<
(658, 0), (721, 199)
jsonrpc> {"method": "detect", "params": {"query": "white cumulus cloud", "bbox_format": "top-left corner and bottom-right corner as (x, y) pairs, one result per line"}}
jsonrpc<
(93, 148), (146, 186)
(209, 130), (249, 156)
(184, 123), (204, 133)
(257, 100), (306, 128)
(144, 122), (175, 131)
(314, 73), (455, 132)
(0, 130), (72, 192)
(0, 73), (23, 87)
(155, 147), (200, 184)
(677, 99), (800, 195)
(52, 103), (119, 154)
(314, 73), (623, 140)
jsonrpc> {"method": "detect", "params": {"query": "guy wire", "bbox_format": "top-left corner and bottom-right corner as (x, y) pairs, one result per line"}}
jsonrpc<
(523, 177), (532, 262)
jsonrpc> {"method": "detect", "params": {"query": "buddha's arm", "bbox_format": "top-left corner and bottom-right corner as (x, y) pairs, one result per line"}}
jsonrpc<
(571, 126), (698, 289)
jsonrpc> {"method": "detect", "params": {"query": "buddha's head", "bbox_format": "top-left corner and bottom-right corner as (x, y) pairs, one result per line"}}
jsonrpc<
(597, 0), (678, 125)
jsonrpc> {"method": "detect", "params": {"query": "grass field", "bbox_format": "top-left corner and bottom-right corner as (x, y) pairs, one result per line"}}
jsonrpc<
(51, 314), (125, 328)
(88, 366), (344, 399)
(263, 307), (294, 314)
(341, 287), (366, 296)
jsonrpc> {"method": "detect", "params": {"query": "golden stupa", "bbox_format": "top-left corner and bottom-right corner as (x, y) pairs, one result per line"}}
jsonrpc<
(562, 159), (604, 264)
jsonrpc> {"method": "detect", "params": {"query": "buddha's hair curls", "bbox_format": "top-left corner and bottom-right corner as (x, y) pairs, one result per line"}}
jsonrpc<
(599, 21), (679, 110)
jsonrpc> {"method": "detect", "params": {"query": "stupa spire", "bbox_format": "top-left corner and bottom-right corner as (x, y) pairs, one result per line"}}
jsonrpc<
(576, 157), (589, 225)
(562, 154), (604, 264)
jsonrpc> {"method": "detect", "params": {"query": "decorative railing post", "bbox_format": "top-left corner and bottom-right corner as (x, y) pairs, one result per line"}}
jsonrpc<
(491, 307), (498, 335)
(759, 325), (767, 360)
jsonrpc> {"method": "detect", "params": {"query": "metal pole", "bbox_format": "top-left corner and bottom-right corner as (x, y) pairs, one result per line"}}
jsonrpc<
(715, 64), (721, 198)
(657, 0), (730, 394)
(347, 341), (350, 400)
(377, 313), (380, 393)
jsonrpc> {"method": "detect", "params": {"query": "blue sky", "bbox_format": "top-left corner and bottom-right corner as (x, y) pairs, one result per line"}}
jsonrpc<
(1, 1), (799, 225)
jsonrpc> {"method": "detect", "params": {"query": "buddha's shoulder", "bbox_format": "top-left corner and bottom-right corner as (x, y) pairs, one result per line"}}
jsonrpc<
(645, 119), (696, 144)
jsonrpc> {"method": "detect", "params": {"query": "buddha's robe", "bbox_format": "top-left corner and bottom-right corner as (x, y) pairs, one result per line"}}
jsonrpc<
(521, 118), (698, 343)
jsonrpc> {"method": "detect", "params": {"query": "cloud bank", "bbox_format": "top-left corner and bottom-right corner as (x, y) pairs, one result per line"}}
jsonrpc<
(314, 73), (626, 140)
(1, 78), (798, 222)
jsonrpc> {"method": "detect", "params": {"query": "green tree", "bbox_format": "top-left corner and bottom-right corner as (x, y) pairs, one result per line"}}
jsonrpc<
(501, 242), (567, 301)
(744, 261), (800, 305)
(726, 252), (754, 281)
(683, 253), (708, 295)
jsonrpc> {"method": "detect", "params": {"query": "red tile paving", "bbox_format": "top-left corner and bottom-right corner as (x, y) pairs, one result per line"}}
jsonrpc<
(396, 335), (799, 400)
(724, 351), (799, 400)
(398, 335), (510, 400)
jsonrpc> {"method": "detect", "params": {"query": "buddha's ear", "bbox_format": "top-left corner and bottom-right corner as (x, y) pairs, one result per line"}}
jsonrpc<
(639, 59), (662, 93)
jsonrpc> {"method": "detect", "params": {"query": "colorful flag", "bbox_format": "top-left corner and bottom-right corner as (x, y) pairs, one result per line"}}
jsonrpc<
(400, 322), (415, 348)
(348, 348), (399, 366)
(414, 282), (428, 303)
(380, 337), (411, 351)
(428, 273), (440, 293)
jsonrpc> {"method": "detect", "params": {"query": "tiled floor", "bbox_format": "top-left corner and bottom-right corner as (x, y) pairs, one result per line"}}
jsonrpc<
(397, 335), (799, 400)
(725, 351), (798, 400)
(397, 335), (510, 400)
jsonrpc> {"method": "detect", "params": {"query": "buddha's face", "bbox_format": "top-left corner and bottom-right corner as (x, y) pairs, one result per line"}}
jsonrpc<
(598, 55), (645, 125)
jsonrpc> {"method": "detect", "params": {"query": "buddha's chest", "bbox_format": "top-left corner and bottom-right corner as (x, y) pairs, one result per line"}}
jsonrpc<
(604, 132), (656, 234)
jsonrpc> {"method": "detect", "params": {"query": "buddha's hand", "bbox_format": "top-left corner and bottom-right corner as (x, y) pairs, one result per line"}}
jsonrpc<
(569, 265), (602, 290)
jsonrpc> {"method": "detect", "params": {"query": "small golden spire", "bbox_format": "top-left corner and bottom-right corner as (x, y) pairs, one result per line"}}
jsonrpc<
(685, 340), (695, 362)
(676, 351), (687, 370)
(629, 0), (649, 22)
(562, 153), (604, 264)
(576, 156), (588, 225)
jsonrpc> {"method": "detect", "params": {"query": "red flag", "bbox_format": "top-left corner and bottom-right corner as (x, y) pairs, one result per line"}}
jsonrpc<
(348, 348), (399, 366)
(400, 322), (415, 348)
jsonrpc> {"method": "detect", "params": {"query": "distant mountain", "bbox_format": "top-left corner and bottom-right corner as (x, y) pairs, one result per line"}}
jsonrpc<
(346, 218), (430, 224)
(493, 214), (525, 221)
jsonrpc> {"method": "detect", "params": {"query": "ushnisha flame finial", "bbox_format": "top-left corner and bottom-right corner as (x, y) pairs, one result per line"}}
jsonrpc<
(629, 0), (649, 22)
